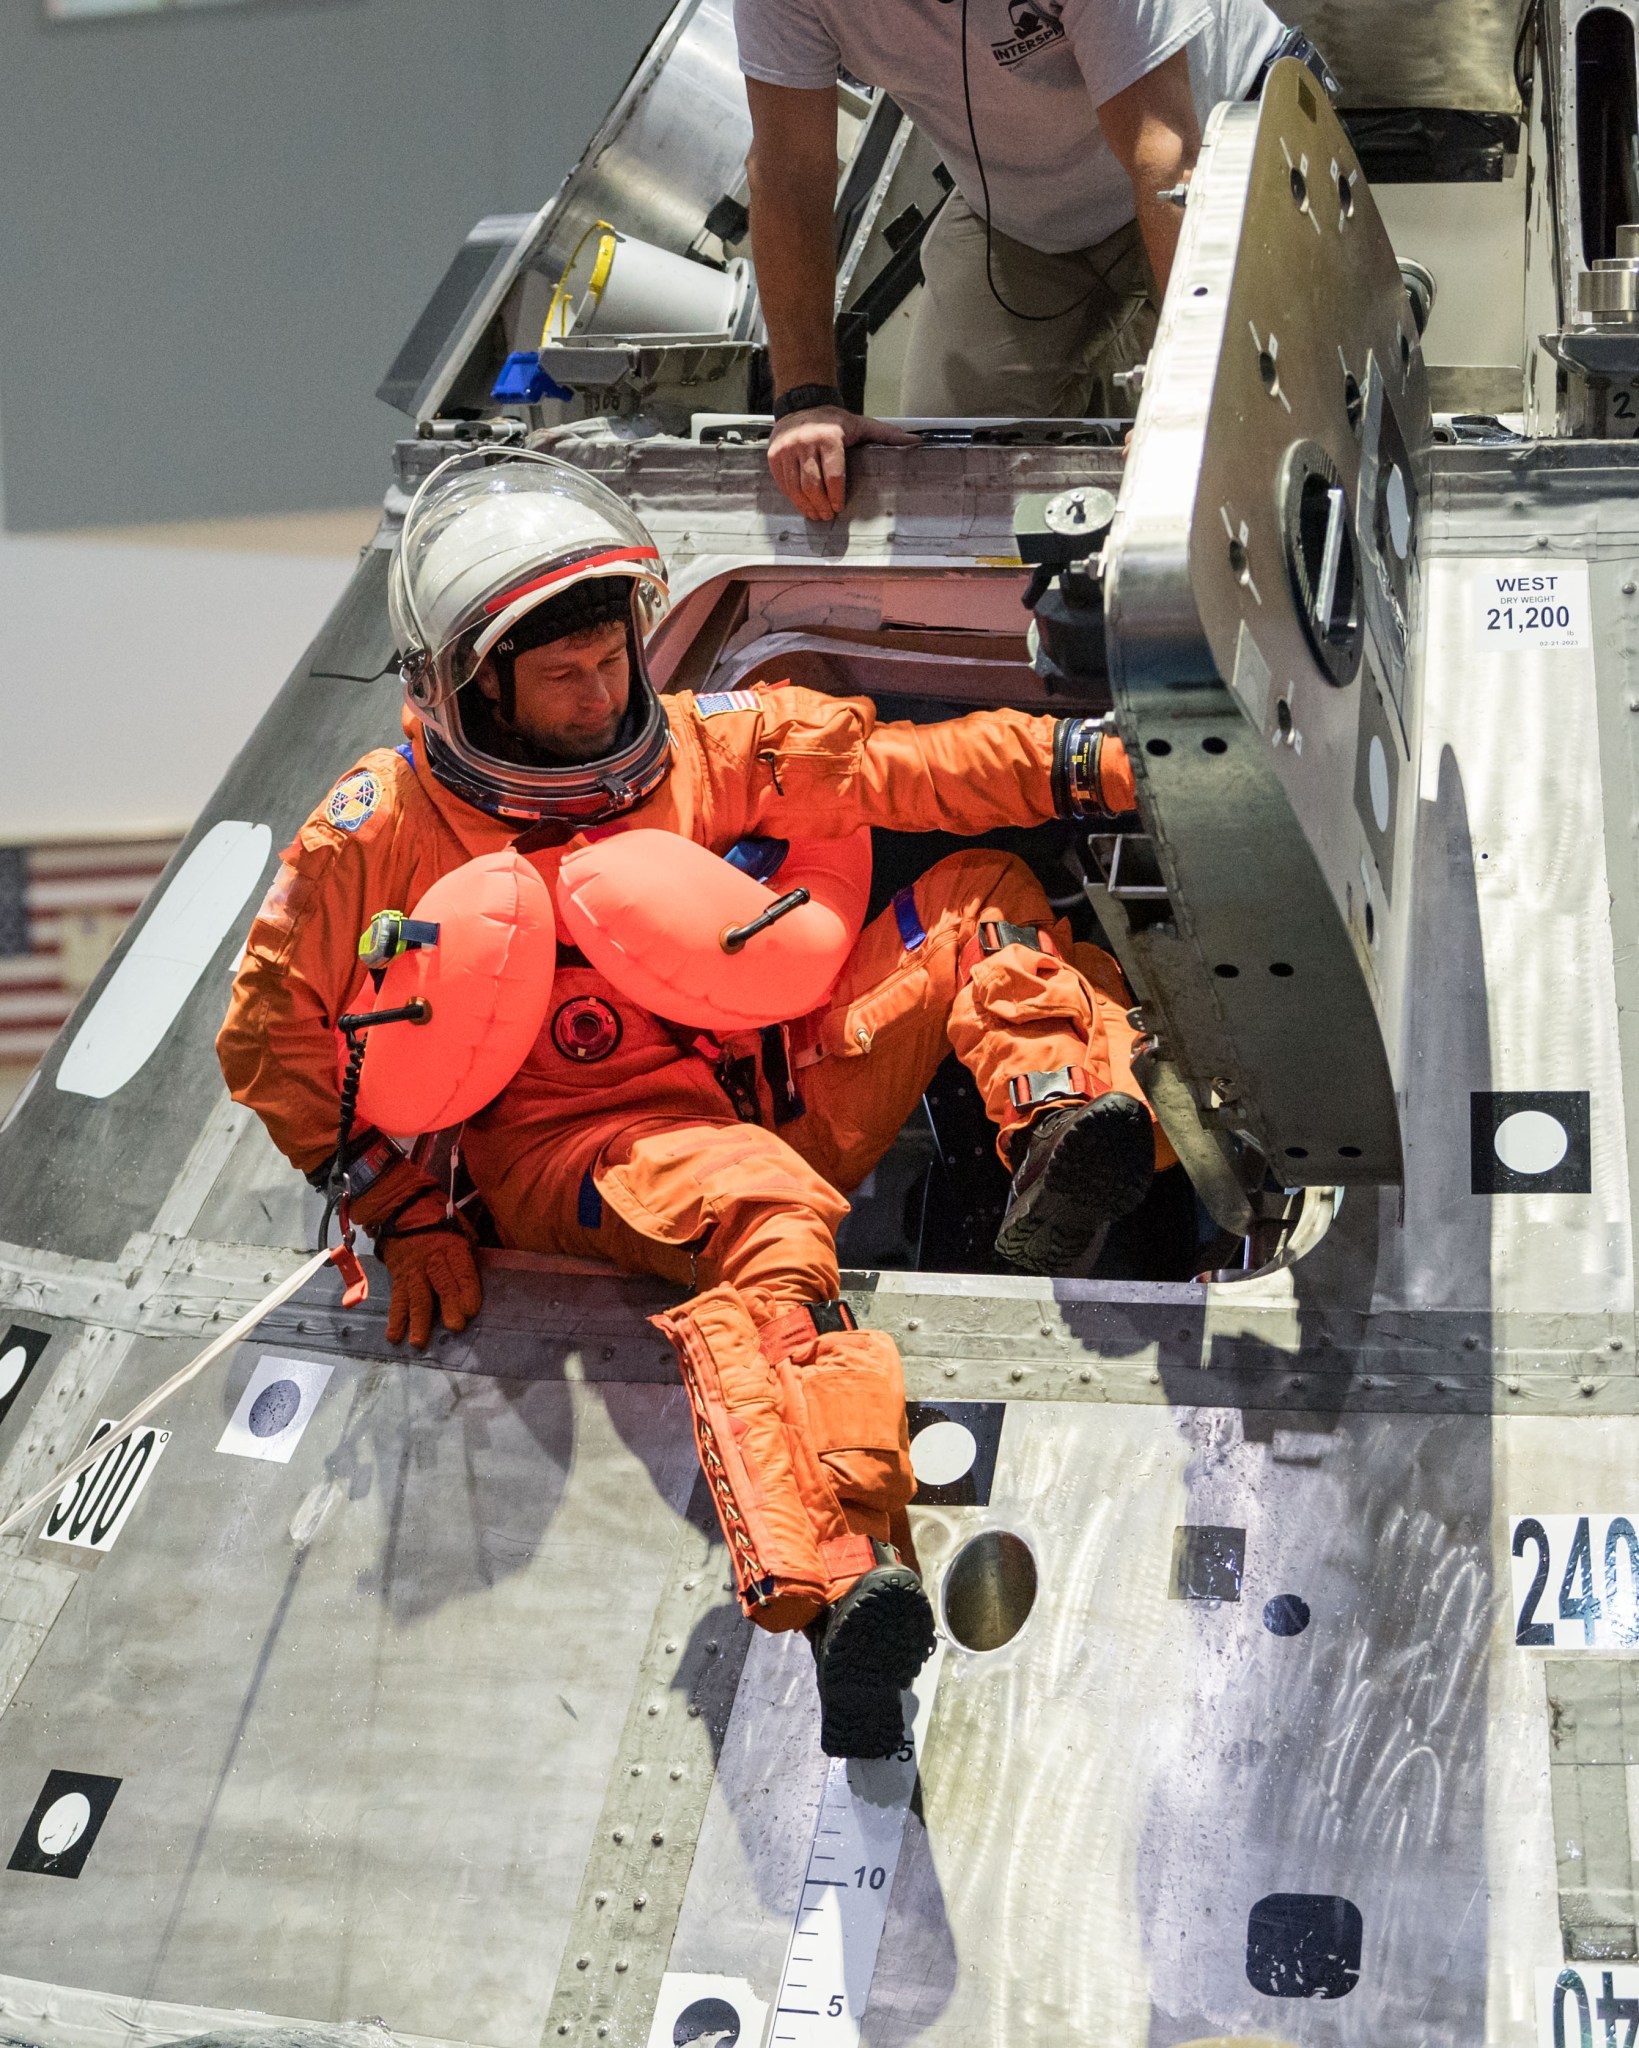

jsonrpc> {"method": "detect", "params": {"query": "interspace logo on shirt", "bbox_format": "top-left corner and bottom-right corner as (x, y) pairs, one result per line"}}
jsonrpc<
(993, 0), (1066, 65)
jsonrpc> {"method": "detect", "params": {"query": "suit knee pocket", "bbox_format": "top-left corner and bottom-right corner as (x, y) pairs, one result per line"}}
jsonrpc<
(801, 1346), (912, 1509)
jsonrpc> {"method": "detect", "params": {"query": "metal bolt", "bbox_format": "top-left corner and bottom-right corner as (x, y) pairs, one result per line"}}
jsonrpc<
(615, 1961), (629, 1976)
(597, 2029), (609, 2040)
(1581, 1377), (1597, 1396)
(594, 1892), (608, 1907)
(669, 1766), (683, 1781)
(612, 1829), (626, 1844)
(1078, 1367), (1093, 1384)
(704, 1640), (718, 1654)
(646, 1702), (660, 1716)
(630, 1764), (644, 1777)
(905, 1316), (921, 1331)
(688, 1703), (702, 1717)
(558, 2027), (570, 2037)
(1507, 1377), (1521, 1394)
(1010, 1367), (1025, 1383)
(651, 1830), (665, 1845)
(943, 1364), (957, 1378)
(634, 1893), (648, 1909)
(1462, 1334), (1479, 1351)
(576, 1957), (591, 1971)
(683, 1577), (698, 1591)
(1625, 581), (1637, 596)
(1612, 1338), (1625, 1352)
(665, 1641), (678, 1654)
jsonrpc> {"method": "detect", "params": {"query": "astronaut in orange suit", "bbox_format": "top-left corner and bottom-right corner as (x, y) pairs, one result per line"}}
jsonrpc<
(219, 448), (1167, 1758)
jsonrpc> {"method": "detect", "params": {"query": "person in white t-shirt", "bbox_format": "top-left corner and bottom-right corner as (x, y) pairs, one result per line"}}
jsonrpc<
(735, 0), (1307, 520)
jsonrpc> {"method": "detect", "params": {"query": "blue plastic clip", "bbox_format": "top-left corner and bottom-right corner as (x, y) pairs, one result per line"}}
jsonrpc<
(491, 351), (574, 405)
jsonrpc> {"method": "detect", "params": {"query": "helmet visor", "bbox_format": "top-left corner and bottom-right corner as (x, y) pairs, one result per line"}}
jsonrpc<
(393, 446), (667, 706)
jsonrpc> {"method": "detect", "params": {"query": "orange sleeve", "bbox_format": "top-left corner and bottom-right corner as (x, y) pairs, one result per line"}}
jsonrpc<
(216, 767), (408, 1175)
(686, 685), (1060, 840)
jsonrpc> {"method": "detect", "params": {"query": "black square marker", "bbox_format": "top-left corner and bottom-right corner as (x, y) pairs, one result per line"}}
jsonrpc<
(1470, 1091), (1591, 1195)
(1246, 1891), (1362, 1999)
(1170, 1524), (1245, 1601)
(0, 1326), (49, 1429)
(8, 1770), (120, 1879)
(905, 1401), (1004, 1507)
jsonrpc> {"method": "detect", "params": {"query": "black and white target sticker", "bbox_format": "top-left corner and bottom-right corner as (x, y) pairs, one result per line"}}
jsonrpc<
(7, 1769), (120, 1879)
(646, 1975), (767, 2048)
(215, 1355), (333, 1465)
(0, 1325), (49, 1429)
(40, 1421), (168, 1554)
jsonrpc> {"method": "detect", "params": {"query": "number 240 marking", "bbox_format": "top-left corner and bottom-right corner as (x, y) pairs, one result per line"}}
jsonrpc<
(1548, 1967), (1639, 2048)
(1513, 1515), (1639, 1647)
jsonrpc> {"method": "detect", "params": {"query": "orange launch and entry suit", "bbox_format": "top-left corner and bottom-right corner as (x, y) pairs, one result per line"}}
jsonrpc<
(219, 681), (1164, 1633)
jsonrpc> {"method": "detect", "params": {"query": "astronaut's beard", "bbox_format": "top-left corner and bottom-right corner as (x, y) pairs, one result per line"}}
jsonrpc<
(520, 709), (626, 763)
(460, 688), (635, 769)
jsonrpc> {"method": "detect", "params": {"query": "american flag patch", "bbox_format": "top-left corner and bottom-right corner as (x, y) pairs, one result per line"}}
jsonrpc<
(693, 691), (760, 718)
(0, 837), (179, 1070)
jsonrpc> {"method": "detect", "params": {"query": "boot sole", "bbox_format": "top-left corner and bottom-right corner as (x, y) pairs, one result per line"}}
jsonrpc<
(815, 1566), (937, 1759)
(995, 1092), (1155, 1277)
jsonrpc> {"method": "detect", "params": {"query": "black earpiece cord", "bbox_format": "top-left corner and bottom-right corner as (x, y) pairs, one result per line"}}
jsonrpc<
(959, 0), (1106, 322)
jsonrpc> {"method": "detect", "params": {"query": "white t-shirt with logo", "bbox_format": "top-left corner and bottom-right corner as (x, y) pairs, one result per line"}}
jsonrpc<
(733, 0), (1286, 254)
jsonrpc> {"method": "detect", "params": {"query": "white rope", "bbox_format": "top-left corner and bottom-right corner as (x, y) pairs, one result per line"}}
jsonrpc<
(0, 1246), (336, 1542)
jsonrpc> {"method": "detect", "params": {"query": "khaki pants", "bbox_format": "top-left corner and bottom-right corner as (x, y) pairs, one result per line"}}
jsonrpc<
(900, 191), (1158, 420)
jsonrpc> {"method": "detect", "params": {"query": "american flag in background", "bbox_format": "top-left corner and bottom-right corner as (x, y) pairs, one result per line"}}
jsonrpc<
(0, 839), (181, 1070)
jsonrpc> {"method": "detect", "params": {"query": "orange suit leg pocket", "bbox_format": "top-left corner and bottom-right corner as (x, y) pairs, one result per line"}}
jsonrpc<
(795, 1329), (916, 1523)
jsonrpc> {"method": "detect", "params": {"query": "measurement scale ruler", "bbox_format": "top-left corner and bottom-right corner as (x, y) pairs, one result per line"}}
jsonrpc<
(766, 1645), (945, 2046)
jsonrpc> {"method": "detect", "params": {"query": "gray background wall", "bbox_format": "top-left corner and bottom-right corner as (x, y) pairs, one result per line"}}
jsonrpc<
(0, 0), (672, 531)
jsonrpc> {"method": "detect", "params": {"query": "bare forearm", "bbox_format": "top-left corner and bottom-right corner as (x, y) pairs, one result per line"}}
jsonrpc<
(1096, 47), (1201, 300)
(1131, 131), (1191, 293)
(747, 164), (839, 392)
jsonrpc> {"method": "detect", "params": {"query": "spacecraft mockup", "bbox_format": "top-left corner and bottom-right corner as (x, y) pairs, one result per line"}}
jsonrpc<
(0, 2), (1633, 2044)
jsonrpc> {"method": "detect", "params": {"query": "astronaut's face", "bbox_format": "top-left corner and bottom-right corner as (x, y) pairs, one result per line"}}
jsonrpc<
(483, 618), (631, 760)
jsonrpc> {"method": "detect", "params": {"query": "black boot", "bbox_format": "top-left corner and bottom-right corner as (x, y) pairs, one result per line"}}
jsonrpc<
(994, 1091), (1155, 1276)
(807, 1540), (937, 1760)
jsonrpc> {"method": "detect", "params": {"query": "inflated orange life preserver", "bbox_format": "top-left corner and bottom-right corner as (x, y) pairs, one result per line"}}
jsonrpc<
(353, 848), (557, 1133)
(554, 828), (872, 1033)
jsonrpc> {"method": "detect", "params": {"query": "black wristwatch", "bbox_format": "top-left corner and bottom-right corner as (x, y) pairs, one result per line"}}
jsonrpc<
(772, 382), (846, 420)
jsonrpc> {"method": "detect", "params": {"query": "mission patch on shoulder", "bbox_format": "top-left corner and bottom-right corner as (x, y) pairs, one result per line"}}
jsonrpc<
(324, 769), (381, 833)
(694, 691), (761, 718)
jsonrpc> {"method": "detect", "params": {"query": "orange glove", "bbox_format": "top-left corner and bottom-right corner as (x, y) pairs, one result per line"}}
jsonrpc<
(349, 1162), (483, 1349)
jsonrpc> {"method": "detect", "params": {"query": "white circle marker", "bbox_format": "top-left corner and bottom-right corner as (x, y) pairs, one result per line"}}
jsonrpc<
(1385, 465), (1411, 558)
(1494, 1110), (1570, 1176)
(1368, 735), (1391, 834)
(36, 1792), (91, 1856)
(0, 1345), (28, 1401)
(911, 1420), (979, 1487)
